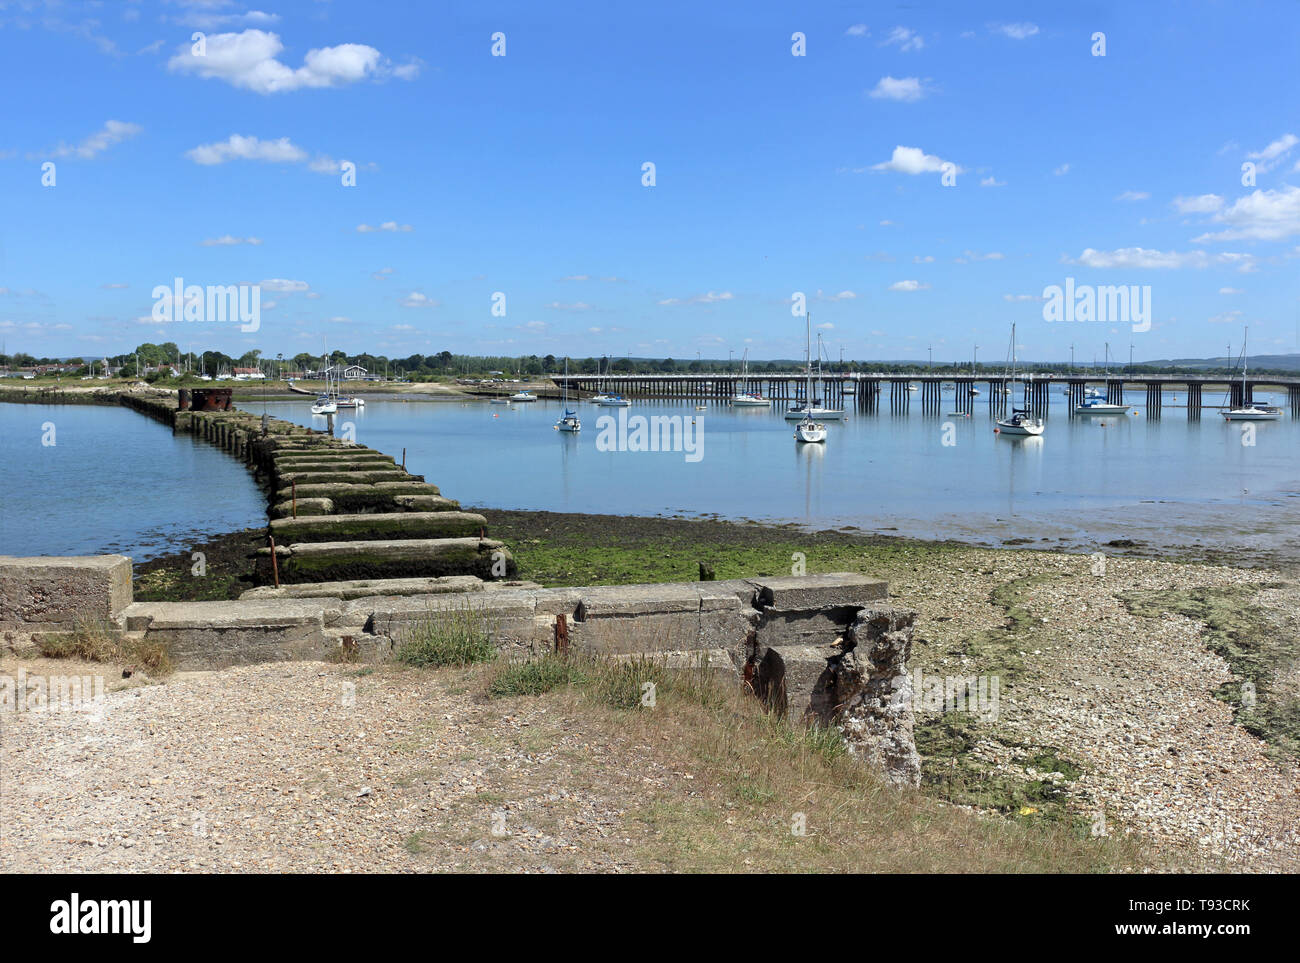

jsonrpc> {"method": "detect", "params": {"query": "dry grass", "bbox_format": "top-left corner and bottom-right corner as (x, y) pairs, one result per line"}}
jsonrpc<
(33, 620), (172, 675)
(475, 651), (1154, 873)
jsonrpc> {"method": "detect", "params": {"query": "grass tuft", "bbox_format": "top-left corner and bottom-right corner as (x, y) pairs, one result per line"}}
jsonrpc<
(36, 620), (173, 674)
(394, 604), (496, 668)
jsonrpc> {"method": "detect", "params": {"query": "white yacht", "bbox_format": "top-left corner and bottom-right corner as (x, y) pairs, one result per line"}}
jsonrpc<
(996, 323), (1044, 437)
(1224, 327), (1282, 421)
(793, 316), (827, 443)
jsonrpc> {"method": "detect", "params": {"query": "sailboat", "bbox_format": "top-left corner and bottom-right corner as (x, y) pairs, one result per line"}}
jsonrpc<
(1075, 343), (1129, 415)
(591, 357), (613, 404)
(995, 323), (1044, 436)
(731, 348), (770, 406)
(555, 358), (581, 432)
(794, 315), (827, 443)
(310, 355), (337, 414)
(1223, 327), (1282, 421)
(785, 318), (845, 420)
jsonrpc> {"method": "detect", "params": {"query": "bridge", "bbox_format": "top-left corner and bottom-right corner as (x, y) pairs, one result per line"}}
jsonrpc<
(552, 372), (1300, 419)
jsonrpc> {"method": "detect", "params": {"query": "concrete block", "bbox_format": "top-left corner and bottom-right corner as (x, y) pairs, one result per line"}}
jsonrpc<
(269, 511), (488, 543)
(0, 555), (133, 628)
(751, 573), (889, 610)
(241, 575), (485, 600)
(752, 643), (840, 725)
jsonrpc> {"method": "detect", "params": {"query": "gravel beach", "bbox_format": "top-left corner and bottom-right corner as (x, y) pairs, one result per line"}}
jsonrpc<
(3, 543), (1297, 872)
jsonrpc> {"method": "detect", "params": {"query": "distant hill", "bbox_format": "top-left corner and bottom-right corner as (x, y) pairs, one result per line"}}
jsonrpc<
(1144, 353), (1300, 371)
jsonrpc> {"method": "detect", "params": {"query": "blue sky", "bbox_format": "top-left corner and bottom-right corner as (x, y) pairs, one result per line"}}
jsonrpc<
(2, 0), (1298, 364)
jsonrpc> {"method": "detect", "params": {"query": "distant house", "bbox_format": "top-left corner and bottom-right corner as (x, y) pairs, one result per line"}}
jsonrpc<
(341, 364), (368, 381)
(232, 367), (266, 380)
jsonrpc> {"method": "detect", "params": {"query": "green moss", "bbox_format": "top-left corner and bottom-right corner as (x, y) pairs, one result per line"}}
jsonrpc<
(1119, 585), (1300, 764)
(915, 713), (1086, 830)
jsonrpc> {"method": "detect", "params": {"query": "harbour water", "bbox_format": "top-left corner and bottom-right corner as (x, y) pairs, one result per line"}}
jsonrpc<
(3, 387), (1298, 563)
(0, 402), (267, 561)
(270, 387), (1300, 560)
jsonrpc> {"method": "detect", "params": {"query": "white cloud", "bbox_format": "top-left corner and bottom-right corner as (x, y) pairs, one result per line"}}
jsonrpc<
(1190, 186), (1300, 242)
(357, 221), (413, 233)
(845, 24), (869, 37)
(1219, 287), (1244, 295)
(815, 290), (857, 302)
(868, 76), (930, 101)
(1172, 193), (1224, 214)
(955, 251), (1004, 263)
(657, 291), (734, 306)
(167, 29), (419, 95)
(872, 145), (958, 175)
(101, 282), (129, 290)
(1053, 163), (1070, 176)
(42, 120), (141, 160)
(881, 27), (923, 51)
(258, 279), (309, 292)
(993, 22), (1039, 40)
(980, 176), (1006, 187)
(1116, 190), (1150, 202)
(546, 301), (593, 311)
(889, 280), (930, 292)
(1003, 294), (1046, 302)
(399, 292), (438, 308)
(201, 235), (263, 246)
(1246, 133), (1298, 172)
(186, 134), (306, 165)
(817, 322), (834, 329)
(1070, 247), (1258, 271)
(1208, 309), (1244, 324)
(371, 267), (395, 280)
(913, 255), (935, 263)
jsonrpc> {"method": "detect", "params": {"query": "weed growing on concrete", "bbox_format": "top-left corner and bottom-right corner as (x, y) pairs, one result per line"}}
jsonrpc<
(395, 604), (496, 668)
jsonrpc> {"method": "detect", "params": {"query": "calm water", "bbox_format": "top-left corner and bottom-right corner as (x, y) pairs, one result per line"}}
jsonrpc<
(4, 389), (1298, 562)
(263, 387), (1300, 558)
(0, 403), (267, 561)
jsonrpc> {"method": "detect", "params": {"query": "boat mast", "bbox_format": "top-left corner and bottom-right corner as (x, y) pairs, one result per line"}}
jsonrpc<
(805, 312), (813, 410)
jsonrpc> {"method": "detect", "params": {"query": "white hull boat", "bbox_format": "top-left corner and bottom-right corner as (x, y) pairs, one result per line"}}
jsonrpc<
(793, 315), (830, 444)
(783, 404), (844, 420)
(310, 398), (337, 415)
(1075, 400), (1129, 415)
(996, 323), (1043, 437)
(595, 395), (631, 407)
(1223, 405), (1281, 421)
(996, 413), (1044, 436)
(509, 391), (538, 402)
(731, 393), (770, 407)
(794, 419), (826, 443)
(556, 359), (581, 431)
(1222, 329), (1282, 421)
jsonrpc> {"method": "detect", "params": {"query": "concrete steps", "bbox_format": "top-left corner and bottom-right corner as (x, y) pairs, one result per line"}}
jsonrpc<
(269, 510), (488, 542)
(257, 537), (518, 583)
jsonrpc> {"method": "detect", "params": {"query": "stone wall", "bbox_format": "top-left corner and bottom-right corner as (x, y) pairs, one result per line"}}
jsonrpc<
(0, 555), (133, 633)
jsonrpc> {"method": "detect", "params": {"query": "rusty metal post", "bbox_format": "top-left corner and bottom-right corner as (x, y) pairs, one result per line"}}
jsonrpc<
(554, 614), (568, 654)
(402, 447), (406, 471)
(292, 479), (297, 518)
(268, 535), (281, 588)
